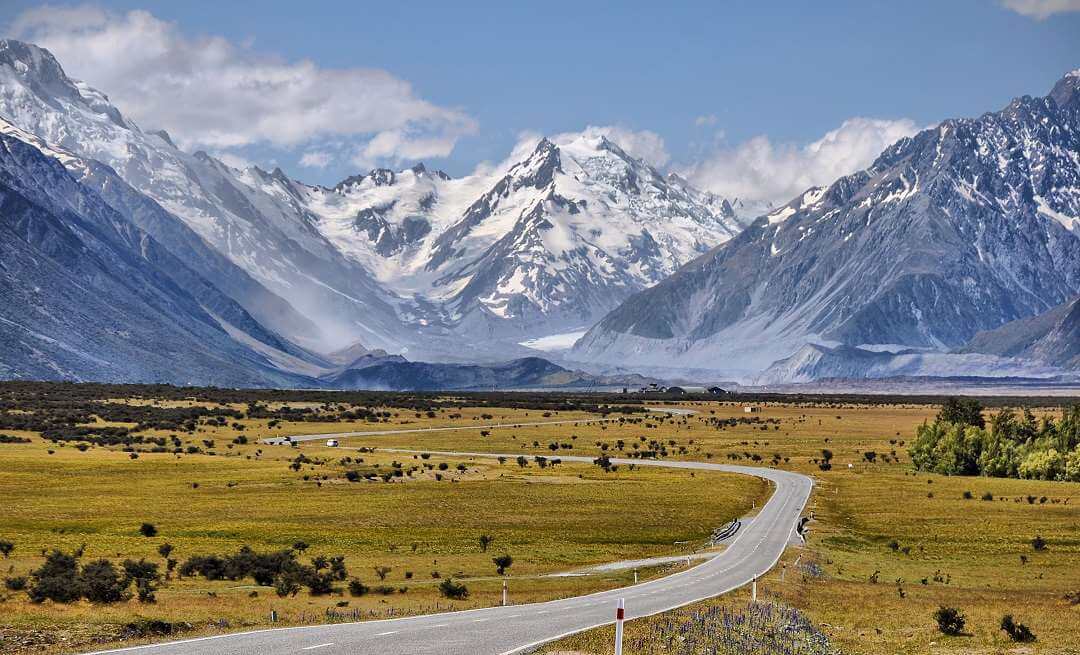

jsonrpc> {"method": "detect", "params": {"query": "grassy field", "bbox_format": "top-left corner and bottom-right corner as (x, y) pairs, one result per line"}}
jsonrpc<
(1, 391), (1078, 654)
(0, 403), (763, 654)
(540, 401), (1080, 655)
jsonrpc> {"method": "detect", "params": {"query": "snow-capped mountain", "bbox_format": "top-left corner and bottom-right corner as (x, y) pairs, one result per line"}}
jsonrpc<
(305, 133), (747, 342)
(0, 39), (404, 354)
(574, 71), (1080, 378)
(0, 39), (745, 360)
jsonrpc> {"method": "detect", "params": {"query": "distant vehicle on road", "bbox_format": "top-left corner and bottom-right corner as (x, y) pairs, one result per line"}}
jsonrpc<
(326, 439), (339, 447)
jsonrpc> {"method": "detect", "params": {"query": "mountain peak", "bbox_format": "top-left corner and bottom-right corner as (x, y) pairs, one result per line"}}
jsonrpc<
(1050, 68), (1080, 110)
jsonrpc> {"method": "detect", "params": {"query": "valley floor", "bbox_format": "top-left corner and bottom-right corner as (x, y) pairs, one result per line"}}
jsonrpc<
(0, 387), (1077, 654)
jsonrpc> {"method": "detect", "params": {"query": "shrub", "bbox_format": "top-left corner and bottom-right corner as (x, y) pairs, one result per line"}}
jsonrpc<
(139, 523), (158, 538)
(373, 566), (391, 581)
(157, 543), (173, 559)
(1000, 615), (1036, 642)
(80, 559), (129, 603)
(4, 575), (27, 591)
(1031, 535), (1047, 551)
(0, 540), (13, 558)
(348, 579), (369, 596)
(28, 550), (81, 603)
(438, 578), (468, 599)
(479, 535), (493, 552)
(934, 606), (965, 636)
(493, 554), (513, 575)
(374, 585), (395, 595)
(981, 491), (993, 501)
(962, 490), (973, 500)
(274, 573), (301, 597)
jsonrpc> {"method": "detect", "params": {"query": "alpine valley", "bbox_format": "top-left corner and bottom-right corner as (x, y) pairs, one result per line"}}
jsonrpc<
(1, 37), (1078, 389)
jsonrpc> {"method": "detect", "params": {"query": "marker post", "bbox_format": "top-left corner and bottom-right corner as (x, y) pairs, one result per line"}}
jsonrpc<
(614, 598), (625, 655)
(502, 579), (508, 606)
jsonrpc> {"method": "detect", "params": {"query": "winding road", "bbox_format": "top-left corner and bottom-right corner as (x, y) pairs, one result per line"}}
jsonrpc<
(88, 410), (813, 655)
(87, 457), (811, 654)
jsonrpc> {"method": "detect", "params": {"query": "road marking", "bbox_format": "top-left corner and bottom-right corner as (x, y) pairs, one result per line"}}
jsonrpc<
(472, 618), (489, 623)
(302, 644), (333, 650)
(374, 631), (399, 636)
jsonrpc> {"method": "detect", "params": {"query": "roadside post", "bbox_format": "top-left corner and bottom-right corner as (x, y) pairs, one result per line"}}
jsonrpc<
(752, 576), (757, 601)
(502, 579), (508, 606)
(633, 569), (638, 584)
(270, 609), (277, 623)
(614, 598), (625, 655)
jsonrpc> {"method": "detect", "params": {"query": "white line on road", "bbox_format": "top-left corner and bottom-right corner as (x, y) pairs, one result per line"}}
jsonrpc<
(374, 631), (399, 636)
(301, 644), (334, 650)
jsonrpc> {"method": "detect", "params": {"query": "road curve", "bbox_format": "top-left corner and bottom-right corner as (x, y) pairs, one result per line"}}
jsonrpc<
(85, 453), (813, 655)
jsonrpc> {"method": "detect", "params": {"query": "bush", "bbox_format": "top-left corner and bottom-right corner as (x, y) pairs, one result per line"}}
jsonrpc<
(0, 540), (13, 558)
(493, 554), (513, 575)
(1000, 615), (1036, 642)
(80, 559), (129, 603)
(274, 573), (301, 598)
(4, 575), (27, 591)
(1031, 535), (1047, 551)
(28, 550), (81, 603)
(438, 578), (469, 599)
(348, 579), (369, 596)
(981, 491), (993, 501)
(139, 523), (158, 538)
(934, 606), (965, 636)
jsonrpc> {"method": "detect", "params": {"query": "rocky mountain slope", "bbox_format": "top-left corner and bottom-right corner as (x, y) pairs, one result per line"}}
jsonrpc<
(961, 295), (1080, 369)
(0, 124), (313, 385)
(0, 39), (404, 354)
(574, 71), (1080, 377)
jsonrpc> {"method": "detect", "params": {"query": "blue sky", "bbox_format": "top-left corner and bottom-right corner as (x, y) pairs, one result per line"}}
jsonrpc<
(5, 0), (1080, 201)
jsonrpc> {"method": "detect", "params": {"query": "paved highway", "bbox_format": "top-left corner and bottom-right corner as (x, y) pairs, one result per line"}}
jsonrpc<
(87, 452), (812, 655)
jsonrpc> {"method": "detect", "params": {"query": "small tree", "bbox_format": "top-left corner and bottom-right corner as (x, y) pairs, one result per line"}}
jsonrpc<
(479, 535), (494, 552)
(934, 606), (965, 636)
(348, 578), (369, 596)
(1000, 615), (1036, 642)
(157, 543), (173, 560)
(493, 554), (513, 576)
(0, 540), (13, 558)
(937, 397), (985, 428)
(139, 523), (158, 538)
(438, 578), (469, 599)
(373, 565), (391, 581)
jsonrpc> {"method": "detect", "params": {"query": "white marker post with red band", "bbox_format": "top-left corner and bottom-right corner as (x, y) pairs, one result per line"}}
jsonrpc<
(614, 598), (625, 655)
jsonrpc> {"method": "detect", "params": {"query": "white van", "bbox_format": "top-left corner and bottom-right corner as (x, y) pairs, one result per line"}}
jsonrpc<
(326, 439), (339, 447)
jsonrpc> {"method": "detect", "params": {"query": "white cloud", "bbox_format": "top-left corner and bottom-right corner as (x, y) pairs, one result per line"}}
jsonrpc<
(212, 151), (254, 170)
(552, 125), (671, 166)
(299, 150), (332, 168)
(680, 118), (922, 206)
(10, 5), (476, 165)
(1000, 0), (1080, 19)
(694, 114), (718, 127)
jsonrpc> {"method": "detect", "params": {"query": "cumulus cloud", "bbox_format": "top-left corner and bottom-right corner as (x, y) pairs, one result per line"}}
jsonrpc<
(1000, 0), (1080, 19)
(10, 5), (476, 166)
(552, 125), (671, 166)
(680, 118), (922, 206)
(299, 150), (332, 169)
